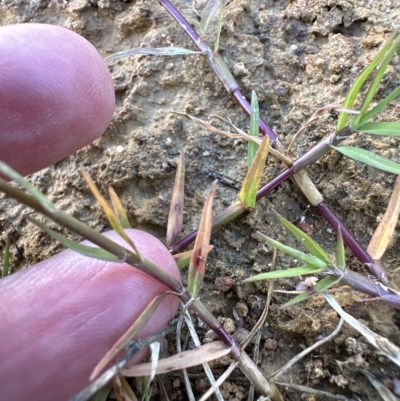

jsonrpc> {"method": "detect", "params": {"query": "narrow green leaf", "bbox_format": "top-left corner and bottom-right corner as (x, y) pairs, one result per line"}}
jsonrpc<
(248, 91), (260, 169)
(108, 186), (131, 229)
(336, 228), (346, 270)
(272, 210), (331, 265)
(173, 246), (213, 269)
(213, 0), (224, 54)
(0, 162), (53, 209)
(284, 275), (339, 307)
(359, 86), (400, 124)
(333, 146), (400, 175)
(353, 34), (400, 126)
(243, 265), (324, 283)
(257, 232), (327, 268)
(2, 237), (10, 278)
(314, 275), (340, 292)
(337, 32), (398, 130)
(105, 47), (200, 63)
(27, 217), (122, 262)
(238, 136), (269, 208)
(355, 121), (400, 136)
(283, 291), (309, 307)
(200, 0), (220, 35)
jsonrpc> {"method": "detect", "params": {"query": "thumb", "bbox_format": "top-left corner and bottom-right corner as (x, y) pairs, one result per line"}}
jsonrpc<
(0, 229), (181, 401)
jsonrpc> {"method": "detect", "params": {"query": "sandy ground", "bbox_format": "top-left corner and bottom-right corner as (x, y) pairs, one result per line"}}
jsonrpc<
(1, 0), (400, 399)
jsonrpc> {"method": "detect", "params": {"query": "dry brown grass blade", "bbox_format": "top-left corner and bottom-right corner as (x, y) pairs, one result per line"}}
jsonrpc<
(184, 312), (224, 401)
(166, 151), (185, 247)
(108, 186), (131, 229)
(287, 105), (359, 152)
(367, 175), (400, 261)
(197, 361), (239, 401)
(360, 369), (398, 401)
(91, 293), (171, 380)
(121, 341), (231, 376)
(188, 181), (217, 297)
(113, 375), (138, 401)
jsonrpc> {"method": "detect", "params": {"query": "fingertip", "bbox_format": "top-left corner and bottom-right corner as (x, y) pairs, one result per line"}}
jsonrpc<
(0, 23), (115, 176)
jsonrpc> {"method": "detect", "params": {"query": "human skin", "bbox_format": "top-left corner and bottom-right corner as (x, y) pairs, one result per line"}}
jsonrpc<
(0, 230), (180, 401)
(0, 24), (180, 401)
(0, 23), (115, 176)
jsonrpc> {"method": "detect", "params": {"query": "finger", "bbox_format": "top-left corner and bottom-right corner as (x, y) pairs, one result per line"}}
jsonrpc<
(0, 229), (180, 401)
(0, 23), (115, 176)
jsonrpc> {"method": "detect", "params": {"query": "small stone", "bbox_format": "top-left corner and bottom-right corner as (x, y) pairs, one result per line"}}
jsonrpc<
(232, 327), (250, 344)
(215, 276), (235, 292)
(223, 318), (236, 333)
(235, 302), (248, 317)
(304, 277), (318, 287)
(264, 338), (278, 351)
(202, 150), (210, 156)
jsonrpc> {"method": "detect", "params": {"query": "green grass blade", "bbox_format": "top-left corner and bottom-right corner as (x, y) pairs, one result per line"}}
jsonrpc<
(284, 275), (338, 307)
(333, 145), (400, 175)
(337, 32), (398, 130)
(336, 228), (346, 270)
(238, 136), (269, 208)
(248, 91), (260, 169)
(200, 0), (220, 35)
(243, 265), (324, 282)
(174, 246), (213, 269)
(257, 232), (327, 268)
(353, 34), (400, 126)
(213, 0), (224, 54)
(272, 210), (331, 265)
(355, 121), (400, 136)
(314, 275), (339, 291)
(0, 162), (53, 209)
(283, 291), (310, 307)
(27, 216), (122, 262)
(2, 237), (10, 278)
(359, 86), (400, 124)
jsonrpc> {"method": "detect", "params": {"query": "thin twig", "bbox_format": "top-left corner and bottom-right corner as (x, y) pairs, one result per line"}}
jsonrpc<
(198, 362), (240, 401)
(176, 301), (196, 401)
(242, 249), (276, 349)
(271, 317), (344, 380)
(184, 312), (224, 401)
(275, 382), (352, 400)
(247, 330), (262, 401)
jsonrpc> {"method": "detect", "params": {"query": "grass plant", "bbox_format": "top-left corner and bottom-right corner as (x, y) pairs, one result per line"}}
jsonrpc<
(1, 1), (400, 400)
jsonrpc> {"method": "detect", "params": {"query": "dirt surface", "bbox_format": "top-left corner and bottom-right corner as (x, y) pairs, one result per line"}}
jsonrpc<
(1, 0), (400, 400)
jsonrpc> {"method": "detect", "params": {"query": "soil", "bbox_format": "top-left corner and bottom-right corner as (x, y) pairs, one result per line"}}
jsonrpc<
(1, 0), (400, 400)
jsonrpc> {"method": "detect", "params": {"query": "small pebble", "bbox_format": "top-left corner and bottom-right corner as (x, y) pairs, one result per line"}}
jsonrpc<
(202, 150), (210, 156)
